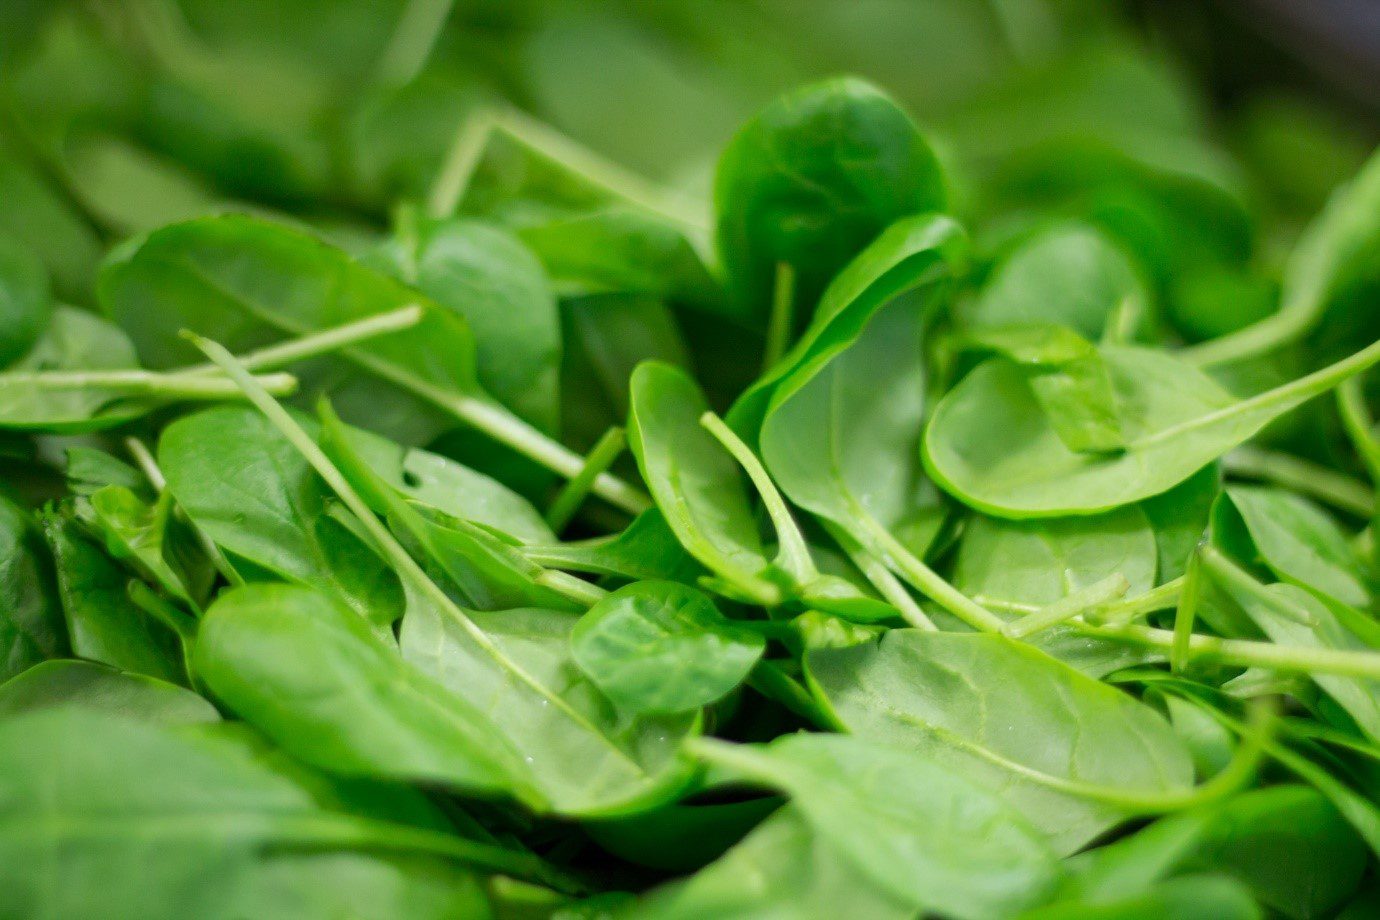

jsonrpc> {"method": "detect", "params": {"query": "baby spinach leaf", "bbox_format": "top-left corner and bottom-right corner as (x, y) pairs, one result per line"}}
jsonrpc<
(194, 582), (543, 807)
(159, 406), (405, 628)
(693, 733), (1062, 919)
(0, 234), (51, 367)
(730, 212), (967, 440)
(1213, 486), (1370, 608)
(99, 213), (649, 513)
(0, 493), (65, 681)
(925, 339), (1380, 517)
(715, 78), (947, 322)
(1142, 464), (1221, 582)
(955, 506), (1158, 606)
(517, 207), (722, 312)
(638, 805), (915, 920)
(522, 508), (704, 585)
(949, 324), (1125, 453)
(962, 221), (1148, 341)
(628, 360), (780, 605)
(0, 708), (553, 919)
(330, 422), (555, 544)
(1188, 146), (1380, 367)
(40, 513), (184, 684)
(373, 216), (561, 431)
(806, 630), (1194, 853)
(570, 581), (764, 714)
(1206, 561), (1380, 745)
(0, 658), (218, 724)
(401, 599), (699, 817)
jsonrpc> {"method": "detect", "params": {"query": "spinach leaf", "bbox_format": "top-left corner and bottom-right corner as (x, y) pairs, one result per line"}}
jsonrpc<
(628, 360), (781, 605)
(194, 582), (544, 807)
(0, 658), (218, 723)
(0, 708), (555, 919)
(692, 733), (1062, 919)
(0, 234), (51, 367)
(807, 630), (1193, 853)
(40, 513), (185, 684)
(570, 580), (764, 714)
(0, 493), (65, 680)
(926, 339), (1380, 517)
(1213, 486), (1370, 608)
(373, 216), (561, 431)
(961, 221), (1148, 341)
(159, 406), (405, 628)
(715, 78), (947, 322)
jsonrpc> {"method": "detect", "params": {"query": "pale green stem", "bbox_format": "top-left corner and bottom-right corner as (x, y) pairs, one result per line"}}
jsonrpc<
(0, 370), (297, 398)
(762, 262), (795, 373)
(1002, 574), (1129, 640)
(124, 436), (243, 588)
(1139, 335), (1380, 450)
(174, 306), (425, 378)
(533, 570), (607, 607)
(1088, 577), (1185, 625)
(544, 427), (627, 533)
(701, 411), (818, 585)
(824, 522), (936, 631)
(1181, 291), (1312, 368)
(1170, 549), (1203, 673)
(372, 0), (456, 87)
(1085, 622), (1380, 679)
(1225, 446), (1374, 518)
(1100, 293), (1142, 346)
(426, 108), (495, 218)
(853, 512), (1005, 632)
(1199, 545), (1315, 625)
(1337, 376), (1380, 486)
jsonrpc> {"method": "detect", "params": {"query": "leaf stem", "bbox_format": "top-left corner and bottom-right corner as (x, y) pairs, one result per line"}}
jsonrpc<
(0, 370), (297, 398)
(544, 426), (626, 533)
(1002, 574), (1129, 639)
(371, 0), (456, 87)
(762, 262), (795, 372)
(1170, 549), (1202, 672)
(1084, 621), (1380, 679)
(427, 108), (495, 219)
(174, 306), (426, 378)
(1138, 335), (1380, 450)
(126, 578), (197, 642)
(1337, 376), (1380, 486)
(701, 411), (818, 584)
(744, 661), (833, 728)
(824, 522), (936, 631)
(852, 511), (1005, 632)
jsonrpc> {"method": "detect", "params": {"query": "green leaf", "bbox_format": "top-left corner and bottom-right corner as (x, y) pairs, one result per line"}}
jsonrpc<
(692, 733), (1062, 918)
(0, 234), (51, 368)
(522, 508), (704, 585)
(628, 361), (779, 604)
(0, 658), (218, 724)
(373, 216), (561, 431)
(962, 221), (1147, 341)
(159, 406), (404, 628)
(1214, 486), (1370, 608)
(0, 707), (551, 918)
(193, 582), (543, 807)
(570, 581), (764, 714)
(715, 77), (947, 322)
(0, 494), (65, 681)
(807, 630), (1193, 853)
(949, 324), (1125, 454)
(40, 513), (184, 684)
(401, 599), (699, 816)
(925, 340), (1380, 517)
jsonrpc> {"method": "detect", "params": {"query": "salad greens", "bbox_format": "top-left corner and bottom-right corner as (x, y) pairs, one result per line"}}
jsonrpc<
(5, 2), (1380, 917)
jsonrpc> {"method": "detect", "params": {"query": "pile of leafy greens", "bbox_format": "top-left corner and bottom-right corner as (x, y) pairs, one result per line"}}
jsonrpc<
(6, 1), (1380, 918)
